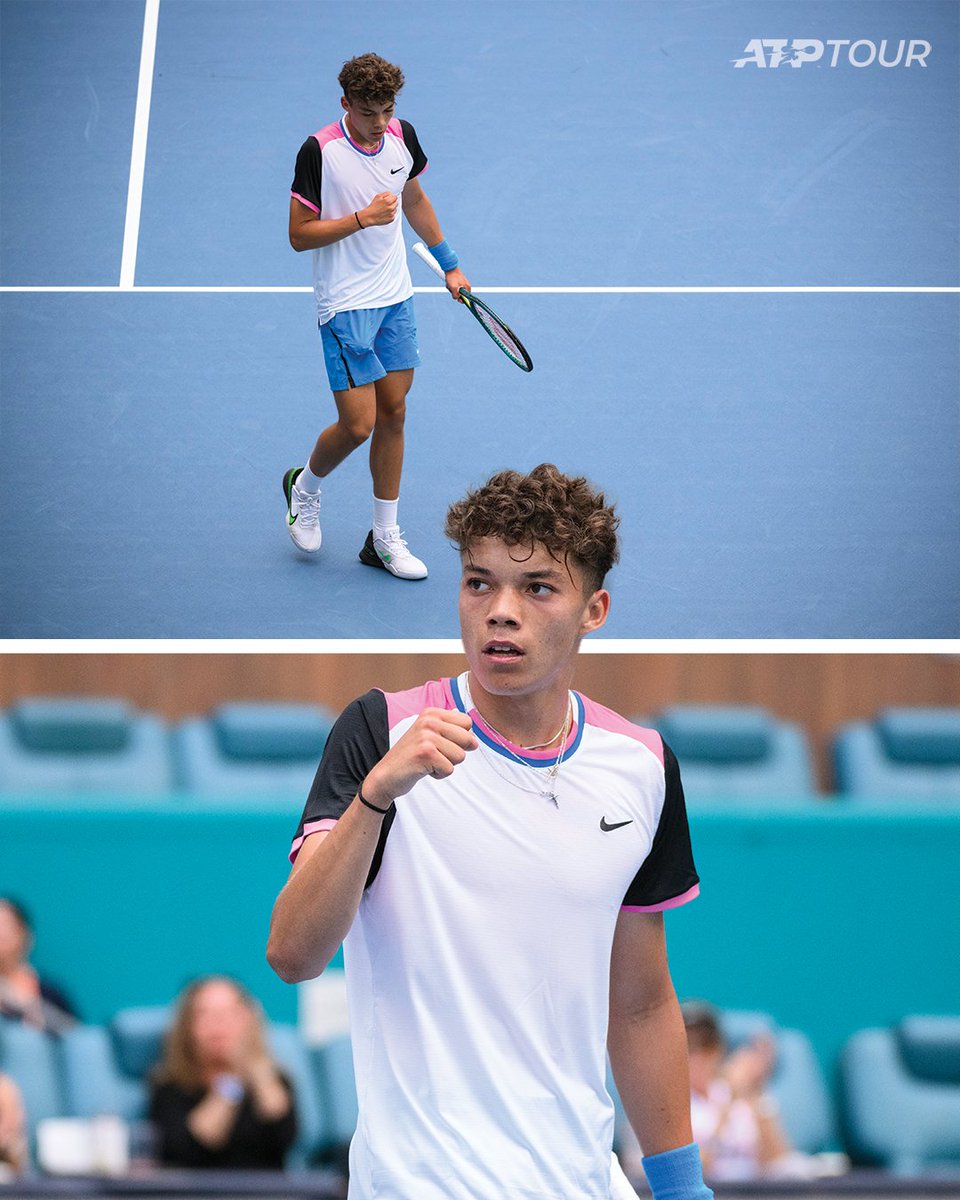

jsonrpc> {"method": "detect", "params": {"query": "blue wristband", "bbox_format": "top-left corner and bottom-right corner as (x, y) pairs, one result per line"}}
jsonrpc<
(642, 1143), (713, 1200)
(428, 238), (459, 272)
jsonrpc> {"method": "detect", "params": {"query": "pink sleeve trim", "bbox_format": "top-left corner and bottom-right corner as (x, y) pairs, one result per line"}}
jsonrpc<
(384, 678), (454, 731)
(621, 883), (700, 912)
(386, 118), (403, 137)
(313, 122), (345, 149)
(291, 191), (319, 214)
(289, 817), (338, 862)
(580, 696), (664, 765)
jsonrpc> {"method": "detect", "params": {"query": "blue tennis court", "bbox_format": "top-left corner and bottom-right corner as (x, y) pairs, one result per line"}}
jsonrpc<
(2, 0), (958, 637)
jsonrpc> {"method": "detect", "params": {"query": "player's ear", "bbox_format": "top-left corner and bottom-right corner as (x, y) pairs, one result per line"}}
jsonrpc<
(580, 588), (610, 636)
(340, 95), (349, 112)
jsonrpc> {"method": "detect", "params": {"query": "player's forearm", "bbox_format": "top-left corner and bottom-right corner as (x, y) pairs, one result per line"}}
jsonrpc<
(267, 797), (385, 982)
(608, 990), (694, 1157)
(402, 190), (443, 246)
(289, 211), (366, 251)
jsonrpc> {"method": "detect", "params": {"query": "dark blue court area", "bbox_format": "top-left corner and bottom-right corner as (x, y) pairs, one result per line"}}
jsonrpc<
(1, 0), (958, 637)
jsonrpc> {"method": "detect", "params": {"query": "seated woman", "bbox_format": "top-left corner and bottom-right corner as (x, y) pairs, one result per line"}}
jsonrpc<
(149, 976), (297, 1169)
(0, 1072), (27, 1177)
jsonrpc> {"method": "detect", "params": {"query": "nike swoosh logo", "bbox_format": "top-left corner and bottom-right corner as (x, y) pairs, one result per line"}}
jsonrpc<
(288, 512), (298, 525)
(600, 817), (633, 832)
(390, 167), (404, 174)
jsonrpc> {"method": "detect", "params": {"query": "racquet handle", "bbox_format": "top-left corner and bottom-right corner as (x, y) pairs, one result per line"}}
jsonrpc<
(411, 241), (447, 279)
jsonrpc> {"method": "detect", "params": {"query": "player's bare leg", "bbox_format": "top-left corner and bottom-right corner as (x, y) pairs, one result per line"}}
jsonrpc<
(359, 368), (426, 580)
(311, 382), (378, 477)
(368, 368), (412, 500)
(282, 384), (376, 553)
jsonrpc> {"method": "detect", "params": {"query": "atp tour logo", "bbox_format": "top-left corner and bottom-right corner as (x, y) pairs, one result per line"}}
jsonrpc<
(733, 39), (932, 68)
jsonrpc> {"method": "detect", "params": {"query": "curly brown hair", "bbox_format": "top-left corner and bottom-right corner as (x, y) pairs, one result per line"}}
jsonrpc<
(338, 53), (404, 105)
(445, 464), (620, 592)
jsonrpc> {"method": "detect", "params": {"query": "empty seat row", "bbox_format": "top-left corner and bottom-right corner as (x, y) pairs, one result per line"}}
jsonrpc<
(640, 705), (960, 802)
(0, 699), (334, 796)
(0, 697), (959, 801)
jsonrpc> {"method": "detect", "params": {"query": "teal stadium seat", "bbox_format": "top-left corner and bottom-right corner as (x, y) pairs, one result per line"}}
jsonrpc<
(173, 703), (334, 797)
(107, 1005), (326, 1165)
(59, 1024), (146, 1120)
(0, 698), (173, 793)
(841, 1016), (960, 1171)
(833, 708), (960, 801)
(310, 1034), (359, 1149)
(0, 1017), (66, 1147)
(650, 706), (815, 801)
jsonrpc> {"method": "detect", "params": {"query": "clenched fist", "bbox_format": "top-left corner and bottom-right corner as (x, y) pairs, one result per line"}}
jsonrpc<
(359, 191), (399, 227)
(361, 708), (478, 810)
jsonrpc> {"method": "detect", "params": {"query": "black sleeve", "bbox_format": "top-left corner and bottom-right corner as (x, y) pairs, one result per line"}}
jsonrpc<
(399, 119), (427, 179)
(291, 136), (323, 213)
(622, 741), (700, 908)
(290, 690), (393, 884)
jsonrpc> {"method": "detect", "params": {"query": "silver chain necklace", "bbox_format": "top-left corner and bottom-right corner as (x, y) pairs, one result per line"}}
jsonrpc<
(473, 697), (573, 807)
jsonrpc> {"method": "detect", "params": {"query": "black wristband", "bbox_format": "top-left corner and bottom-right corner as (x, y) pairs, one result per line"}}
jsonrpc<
(355, 211), (364, 229)
(358, 782), (391, 814)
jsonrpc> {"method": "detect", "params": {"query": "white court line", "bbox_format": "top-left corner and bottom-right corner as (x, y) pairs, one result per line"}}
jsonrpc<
(6, 639), (960, 653)
(118, 0), (160, 290)
(2, 285), (958, 294)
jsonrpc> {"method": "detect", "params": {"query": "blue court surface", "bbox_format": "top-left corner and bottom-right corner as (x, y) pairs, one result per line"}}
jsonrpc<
(1, 0), (958, 638)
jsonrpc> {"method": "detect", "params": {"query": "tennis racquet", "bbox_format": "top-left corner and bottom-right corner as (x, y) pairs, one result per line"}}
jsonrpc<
(411, 242), (533, 372)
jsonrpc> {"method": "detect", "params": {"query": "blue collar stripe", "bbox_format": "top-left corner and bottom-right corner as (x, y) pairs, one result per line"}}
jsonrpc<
(448, 678), (584, 768)
(341, 116), (383, 157)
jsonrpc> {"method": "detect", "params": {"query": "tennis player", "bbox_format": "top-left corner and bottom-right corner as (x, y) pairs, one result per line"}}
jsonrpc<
(268, 464), (713, 1200)
(285, 53), (470, 580)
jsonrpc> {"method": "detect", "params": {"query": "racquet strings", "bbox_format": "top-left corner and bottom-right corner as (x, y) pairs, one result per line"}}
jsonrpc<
(466, 297), (529, 368)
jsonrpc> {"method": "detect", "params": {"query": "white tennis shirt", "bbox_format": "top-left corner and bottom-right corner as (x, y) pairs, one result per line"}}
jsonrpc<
(289, 674), (700, 1199)
(290, 117), (428, 325)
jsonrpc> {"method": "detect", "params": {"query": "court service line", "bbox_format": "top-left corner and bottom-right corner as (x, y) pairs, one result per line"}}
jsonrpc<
(118, 0), (160, 290)
(2, 286), (957, 294)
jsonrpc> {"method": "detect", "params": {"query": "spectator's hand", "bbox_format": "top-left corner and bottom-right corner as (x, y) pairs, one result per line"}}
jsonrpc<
(723, 1035), (776, 1097)
(0, 1075), (26, 1169)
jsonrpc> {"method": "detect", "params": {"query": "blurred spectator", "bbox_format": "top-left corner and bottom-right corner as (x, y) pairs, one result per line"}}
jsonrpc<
(683, 1001), (797, 1181)
(0, 897), (76, 1035)
(0, 1072), (27, 1177)
(149, 976), (297, 1169)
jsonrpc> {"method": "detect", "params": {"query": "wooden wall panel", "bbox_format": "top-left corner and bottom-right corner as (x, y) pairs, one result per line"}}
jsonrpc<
(2, 653), (958, 789)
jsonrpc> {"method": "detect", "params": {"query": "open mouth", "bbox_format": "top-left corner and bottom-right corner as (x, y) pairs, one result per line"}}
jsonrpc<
(483, 641), (524, 661)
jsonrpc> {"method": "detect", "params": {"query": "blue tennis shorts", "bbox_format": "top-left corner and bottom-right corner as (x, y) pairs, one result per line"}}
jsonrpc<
(319, 298), (421, 392)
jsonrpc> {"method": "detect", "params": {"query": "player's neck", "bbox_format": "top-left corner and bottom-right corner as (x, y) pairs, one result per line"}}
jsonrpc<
(468, 675), (574, 749)
(343, 115), (380, 151)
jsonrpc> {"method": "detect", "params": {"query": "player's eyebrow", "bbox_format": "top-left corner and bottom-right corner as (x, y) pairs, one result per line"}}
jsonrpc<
(462, 564), (565, 582)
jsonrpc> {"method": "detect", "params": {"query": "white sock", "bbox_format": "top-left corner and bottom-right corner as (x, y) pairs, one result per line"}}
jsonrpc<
(297, 463), (322, 494)
(373, 495), (399, 535)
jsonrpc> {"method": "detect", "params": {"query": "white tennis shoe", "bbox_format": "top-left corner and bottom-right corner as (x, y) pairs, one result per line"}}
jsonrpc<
(282, 467), (321, 553)
(359, 526), (428, 580)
